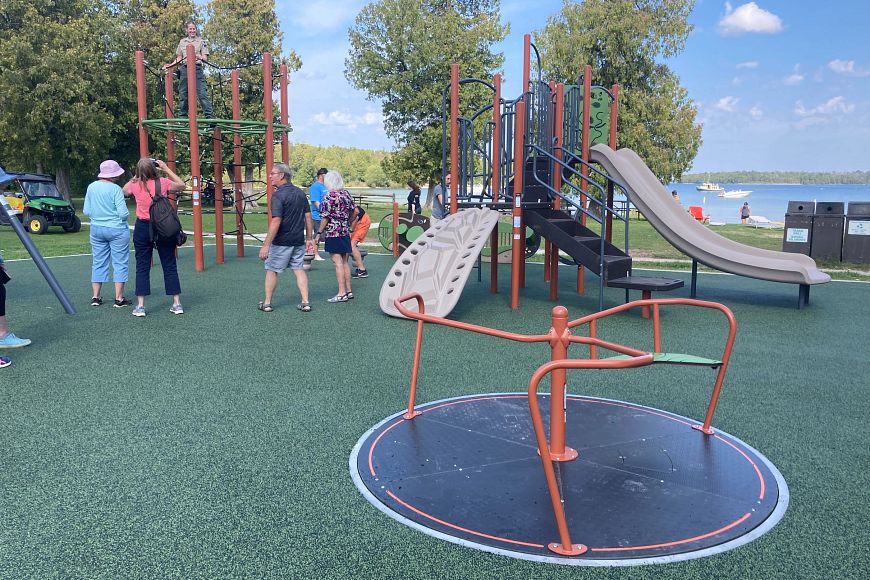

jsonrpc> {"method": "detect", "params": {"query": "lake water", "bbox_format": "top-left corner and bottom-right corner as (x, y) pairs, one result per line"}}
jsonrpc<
(354, 184), (870, 225)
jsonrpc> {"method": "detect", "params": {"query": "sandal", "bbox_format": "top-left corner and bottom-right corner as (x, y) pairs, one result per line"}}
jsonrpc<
(257, 301), (274, 312)
(346, 292), (354, 300)
(297, 302), (311, 312)
(326, 294), (348, 303)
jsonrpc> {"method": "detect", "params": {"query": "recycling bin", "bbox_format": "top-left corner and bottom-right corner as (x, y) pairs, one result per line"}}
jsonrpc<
(782, 201), (814, 255)
(810, 202), (845, 261)
(842, 201), (870, 264)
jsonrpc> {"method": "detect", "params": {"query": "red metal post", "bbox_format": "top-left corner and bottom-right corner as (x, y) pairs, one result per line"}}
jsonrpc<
(264, 53), (274, 220)
(214, 128), (224, 264)
(606, 84), (619, 243)
(522, 35), (530, 94)
(548, 306), (578, 461)
(510, 101), (525, 309)
(403, 295), (427, 420)
(135, 51), (149, 157)
(490, 73), (501, 294)
(164, 69), (176, 183)
(232, 70), (244, 257)
(450, 63), (459, 215)
(186, 44), (204, 272)
(280, 63), (289, 165)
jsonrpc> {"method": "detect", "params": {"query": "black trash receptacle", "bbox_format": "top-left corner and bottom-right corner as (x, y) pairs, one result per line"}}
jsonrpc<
(782, 201), (814, 255)
(842, 201), (870, 264)
(811, 202), (845, 261)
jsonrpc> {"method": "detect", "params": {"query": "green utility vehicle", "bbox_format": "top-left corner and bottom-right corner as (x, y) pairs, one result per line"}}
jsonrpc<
(0, 172), (81, 234)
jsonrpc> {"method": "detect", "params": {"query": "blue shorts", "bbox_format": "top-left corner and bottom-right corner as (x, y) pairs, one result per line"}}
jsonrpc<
(325, 235), (352, 255)
(265, 244), (306, 272)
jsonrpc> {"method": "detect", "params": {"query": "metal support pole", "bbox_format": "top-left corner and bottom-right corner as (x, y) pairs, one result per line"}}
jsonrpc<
(232, 70), (244, 257)
(280, 63), (289, 165)
(548, 306), (578, 461)
(164, 69), (176, 181)
(490, 73), (501, 294)
(186, 44), (204, 272)
(264, 53), (274, 220)
(510, 101), (525, 309)
(213, 128), (224, 264)
(450, 64), (459, 216)
(606, 84), (619, 243)
(135, 51), (149, 157)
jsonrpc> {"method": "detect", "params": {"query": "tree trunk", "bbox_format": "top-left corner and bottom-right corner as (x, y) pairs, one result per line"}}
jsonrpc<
(55, 168), (71, 200)
(243, 166), (258, 209)
(424, 180), (435, 210)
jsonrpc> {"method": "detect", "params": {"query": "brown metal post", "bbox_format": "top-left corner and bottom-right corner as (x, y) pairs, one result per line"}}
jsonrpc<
(164, 69), (176, 182)
(135, 51), (149, 157)
(490, 73), (501, 294)
(392, 199), (399, 257)
(231, 70), (244, 257)
(186, 44), (204, 272)
(523, 35), (530, 94)
(214, 129), (224, 264)
(264, 53), (274, 220)
(450, 64), (459, 215)
(606, 84), (619, 243)
(549, 306), (578, 461)
(510, 100), (525, 309)
(576, 65), (592, 294)
(280, 63), (289, 165)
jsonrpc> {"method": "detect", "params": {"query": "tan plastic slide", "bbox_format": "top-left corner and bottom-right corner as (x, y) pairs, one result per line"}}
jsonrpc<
(590, 144), (831, 286)
(379, 208), (501, 318)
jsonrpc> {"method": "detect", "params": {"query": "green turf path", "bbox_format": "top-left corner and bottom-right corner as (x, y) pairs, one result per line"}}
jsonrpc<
(1, 247), (868, 578)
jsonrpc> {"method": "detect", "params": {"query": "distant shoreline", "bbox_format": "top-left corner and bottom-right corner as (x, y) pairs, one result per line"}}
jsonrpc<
(680, 171), (869, 186)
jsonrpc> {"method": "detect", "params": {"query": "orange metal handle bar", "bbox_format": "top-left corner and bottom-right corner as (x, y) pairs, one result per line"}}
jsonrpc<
(394, 293), (550, 344)
(527, 354), (655, 556)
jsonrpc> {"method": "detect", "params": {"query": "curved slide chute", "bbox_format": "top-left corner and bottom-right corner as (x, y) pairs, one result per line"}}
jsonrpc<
(380, 208), (501, 319)
(589, 144), (831, 289)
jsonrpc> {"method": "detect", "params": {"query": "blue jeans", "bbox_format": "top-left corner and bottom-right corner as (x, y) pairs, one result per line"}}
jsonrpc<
(90, 225), (130, 283)
(133, 219), (181, 297)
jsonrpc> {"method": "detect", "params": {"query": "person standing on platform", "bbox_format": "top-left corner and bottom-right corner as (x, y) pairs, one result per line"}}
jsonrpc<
(163, 21), (214, 119)
(308, 168), (328, 261)
(258, 164), (315, 313)
(740, 202), (751, 224)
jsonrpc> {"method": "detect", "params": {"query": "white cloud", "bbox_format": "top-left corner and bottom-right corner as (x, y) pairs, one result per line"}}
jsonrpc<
(783, 64), (804, 85)
(311, 109), (384, 131)
(732, 76), (743, 86)
(736, 61), (759, 69)
(749, 106), (763, 120)
(828, 59), (870, 77)
(718, 2), (783, 36)
(714, 96), (740, 112)
(794, 96), (855, 117)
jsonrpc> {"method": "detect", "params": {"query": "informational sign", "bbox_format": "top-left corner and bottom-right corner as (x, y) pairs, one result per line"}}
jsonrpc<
(847, 220), (870, 236)
(786, 228), (809, 243)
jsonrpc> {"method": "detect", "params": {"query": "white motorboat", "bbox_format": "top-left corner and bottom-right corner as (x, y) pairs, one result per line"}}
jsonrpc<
(718, 189), (752, 198)
(697, 182), (724, 192)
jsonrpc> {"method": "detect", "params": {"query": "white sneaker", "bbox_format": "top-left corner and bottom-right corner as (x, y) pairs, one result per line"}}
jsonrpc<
(169, 304), (184, 315)
(132, 306), (146, 317)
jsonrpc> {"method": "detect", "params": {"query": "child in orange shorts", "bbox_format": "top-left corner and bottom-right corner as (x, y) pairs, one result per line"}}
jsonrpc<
(350, 206), (371, 278)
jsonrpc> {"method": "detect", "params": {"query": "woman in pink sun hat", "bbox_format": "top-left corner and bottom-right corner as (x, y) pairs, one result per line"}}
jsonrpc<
(83, 160), (132, 308)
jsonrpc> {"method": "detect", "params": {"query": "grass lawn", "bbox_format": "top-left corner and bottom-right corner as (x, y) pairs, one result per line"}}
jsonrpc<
(3, 203), (868, 280)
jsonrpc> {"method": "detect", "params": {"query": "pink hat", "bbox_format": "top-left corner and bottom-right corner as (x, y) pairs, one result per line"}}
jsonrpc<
(98, 160), (125, 179)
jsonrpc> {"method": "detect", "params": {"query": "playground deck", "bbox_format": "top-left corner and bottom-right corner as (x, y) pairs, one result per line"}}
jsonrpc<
(1, 246), (868, 578)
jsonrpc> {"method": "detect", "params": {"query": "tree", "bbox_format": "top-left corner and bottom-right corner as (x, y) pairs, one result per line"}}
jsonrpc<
(346, 0), (508, 194)
(534, 0), (702, 183)
(0, 0), (132, 195)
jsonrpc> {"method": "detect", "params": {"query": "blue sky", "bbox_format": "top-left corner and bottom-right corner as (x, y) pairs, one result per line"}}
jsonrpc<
(276, 0), (869, 172)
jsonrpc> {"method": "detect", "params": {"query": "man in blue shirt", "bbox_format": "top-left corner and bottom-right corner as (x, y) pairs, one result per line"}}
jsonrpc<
(309, 167), (328, 260)
(431, 172), (451, 222)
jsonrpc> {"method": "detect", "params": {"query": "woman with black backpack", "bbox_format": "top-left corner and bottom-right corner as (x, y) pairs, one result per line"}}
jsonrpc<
(123, 158), (187, 317)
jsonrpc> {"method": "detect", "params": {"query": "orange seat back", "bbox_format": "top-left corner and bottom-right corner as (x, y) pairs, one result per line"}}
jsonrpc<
(688, 206), (705, 220)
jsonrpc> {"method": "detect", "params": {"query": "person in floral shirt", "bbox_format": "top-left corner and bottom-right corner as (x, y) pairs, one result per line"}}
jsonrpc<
(314, 170), (356, 303)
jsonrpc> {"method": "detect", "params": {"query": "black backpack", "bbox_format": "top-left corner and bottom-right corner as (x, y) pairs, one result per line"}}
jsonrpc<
(148, 178), (185, 245)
